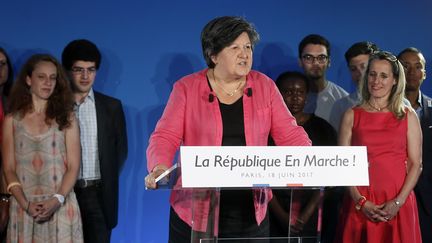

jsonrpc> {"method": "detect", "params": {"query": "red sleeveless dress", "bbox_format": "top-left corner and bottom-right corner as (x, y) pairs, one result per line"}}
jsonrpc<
(337, 107), (422, 243)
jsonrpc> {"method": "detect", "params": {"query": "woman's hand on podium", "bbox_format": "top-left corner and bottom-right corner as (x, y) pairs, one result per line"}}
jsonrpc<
(145, 164), (169, 190)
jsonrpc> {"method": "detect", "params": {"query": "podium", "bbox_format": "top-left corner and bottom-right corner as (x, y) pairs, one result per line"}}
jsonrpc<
(158, 146), (368, 242)
(187, 187), (324, 243)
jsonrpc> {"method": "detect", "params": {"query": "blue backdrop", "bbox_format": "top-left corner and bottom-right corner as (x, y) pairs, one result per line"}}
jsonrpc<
(2, 1), (432, 242)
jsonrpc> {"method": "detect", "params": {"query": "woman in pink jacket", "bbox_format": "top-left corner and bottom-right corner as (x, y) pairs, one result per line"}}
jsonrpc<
(145, 16), (311, 242)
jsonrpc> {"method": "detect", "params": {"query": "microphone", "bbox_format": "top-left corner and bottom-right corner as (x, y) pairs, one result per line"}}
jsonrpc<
(209, 93), (214, 103)
(247, 88), (252, 97)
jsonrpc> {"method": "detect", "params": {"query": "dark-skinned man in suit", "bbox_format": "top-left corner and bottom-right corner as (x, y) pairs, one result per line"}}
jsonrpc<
(398, 47), (431, 242)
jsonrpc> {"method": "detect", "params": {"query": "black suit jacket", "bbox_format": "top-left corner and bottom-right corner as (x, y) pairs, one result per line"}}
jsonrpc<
(94, 91), (128, 229)
(415, 93), (432, 216)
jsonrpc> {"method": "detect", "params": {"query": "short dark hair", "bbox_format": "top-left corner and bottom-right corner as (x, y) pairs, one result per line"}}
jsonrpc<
(397, 47), (425, 64)
(61, 39), (101, 70)
(344, 41), (378, 64)
(298, 34), (331, 58)
(201, 16), (259, 68)
(276, 71), (310, 93)
(0, 47), (14, 97)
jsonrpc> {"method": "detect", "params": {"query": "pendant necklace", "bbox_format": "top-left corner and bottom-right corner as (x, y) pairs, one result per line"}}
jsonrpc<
(212, 69), (243, 97)
(368, 100), (388, 111)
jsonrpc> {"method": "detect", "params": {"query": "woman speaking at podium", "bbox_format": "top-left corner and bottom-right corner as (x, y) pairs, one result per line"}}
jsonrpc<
(145, 16), (311, 242)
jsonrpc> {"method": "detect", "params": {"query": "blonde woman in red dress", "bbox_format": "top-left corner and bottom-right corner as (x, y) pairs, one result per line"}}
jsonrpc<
(337, 51), (422, 243)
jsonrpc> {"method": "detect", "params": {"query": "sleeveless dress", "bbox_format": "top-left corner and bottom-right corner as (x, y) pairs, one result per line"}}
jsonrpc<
(7, 118), (83, 243)
(337, 107), (422, 243)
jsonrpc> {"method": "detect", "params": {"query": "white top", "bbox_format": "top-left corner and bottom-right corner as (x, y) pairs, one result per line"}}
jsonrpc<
(304, 80), (348, 123)
(329, 91), (360, 132)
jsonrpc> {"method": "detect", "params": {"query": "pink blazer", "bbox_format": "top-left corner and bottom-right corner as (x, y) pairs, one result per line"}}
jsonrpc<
(147, 69), (311, 232)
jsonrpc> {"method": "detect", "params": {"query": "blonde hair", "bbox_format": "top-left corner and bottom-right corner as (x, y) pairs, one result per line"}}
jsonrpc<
(360, 51), (406, 119)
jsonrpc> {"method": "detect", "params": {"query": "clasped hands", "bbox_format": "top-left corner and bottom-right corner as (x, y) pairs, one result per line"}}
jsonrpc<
(361, 200), (401, 222)
(290, 218), (305, 235)
(26, 197), (61, 223)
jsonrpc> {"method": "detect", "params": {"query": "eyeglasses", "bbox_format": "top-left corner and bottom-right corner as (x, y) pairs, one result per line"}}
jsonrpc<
(301, 54), (328, 64)
(71, 66), (97, 76)
(0, 61), (7, 69)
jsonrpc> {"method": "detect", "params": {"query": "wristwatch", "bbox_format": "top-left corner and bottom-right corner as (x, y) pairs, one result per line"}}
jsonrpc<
(53, 194), (65, 204)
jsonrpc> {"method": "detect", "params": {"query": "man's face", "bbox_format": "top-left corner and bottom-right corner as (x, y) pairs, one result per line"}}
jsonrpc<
(299, 44), (330, 80)
(398, 52), (426, 92)
(348, 54), (370, 86)
(69, 61), (97, 95)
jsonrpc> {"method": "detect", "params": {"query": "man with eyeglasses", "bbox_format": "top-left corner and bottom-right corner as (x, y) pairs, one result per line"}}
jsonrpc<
(398, 47), (432, 243)
(298, 34), (348, 124)
(329, 41), (378, 132)
(62, 39), (128, 243)
(297, 34), (348, 243)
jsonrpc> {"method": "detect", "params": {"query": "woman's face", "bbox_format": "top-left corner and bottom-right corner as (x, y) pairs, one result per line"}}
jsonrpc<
(26, 61), (57, 100)
(0, 52), (9, 86)
(279, 78), (307, 115)
(367, 59), (396, 100)
(211, 32), (252, 79)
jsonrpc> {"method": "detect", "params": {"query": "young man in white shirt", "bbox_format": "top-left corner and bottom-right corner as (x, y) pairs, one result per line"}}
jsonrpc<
(62, 39), (128, 243)
(329, 41), (378, 131)
(298, 34), (348, 123)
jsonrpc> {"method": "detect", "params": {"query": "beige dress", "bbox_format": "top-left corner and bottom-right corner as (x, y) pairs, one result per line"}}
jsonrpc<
(7, 117), (83, 243)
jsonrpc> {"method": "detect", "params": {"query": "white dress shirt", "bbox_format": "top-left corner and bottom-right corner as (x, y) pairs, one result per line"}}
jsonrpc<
(75, 88), (101, 180)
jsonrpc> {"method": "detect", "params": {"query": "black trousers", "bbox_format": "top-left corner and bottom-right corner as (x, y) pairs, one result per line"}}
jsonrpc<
(75, 185), (111, 243)
(0, 229), (5, 243)
(418, 202), (432, 243)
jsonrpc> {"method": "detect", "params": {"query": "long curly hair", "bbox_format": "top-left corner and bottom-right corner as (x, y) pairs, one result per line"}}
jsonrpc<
(8, 54), (74, 130)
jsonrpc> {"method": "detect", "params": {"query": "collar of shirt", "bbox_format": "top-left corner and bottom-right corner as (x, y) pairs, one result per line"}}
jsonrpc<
(413, 90), (424, 118)
(417, 90), (423, 108)
(351, 91), (360, 102)
(75, 88), (95, 107)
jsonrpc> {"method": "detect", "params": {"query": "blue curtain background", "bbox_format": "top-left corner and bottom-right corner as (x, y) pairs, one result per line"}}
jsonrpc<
(2, 1), (431, 242)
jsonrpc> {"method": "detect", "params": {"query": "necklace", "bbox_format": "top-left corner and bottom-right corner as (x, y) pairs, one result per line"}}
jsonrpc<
(367, 100), (388, 111)
(212, 69), (243, 97)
